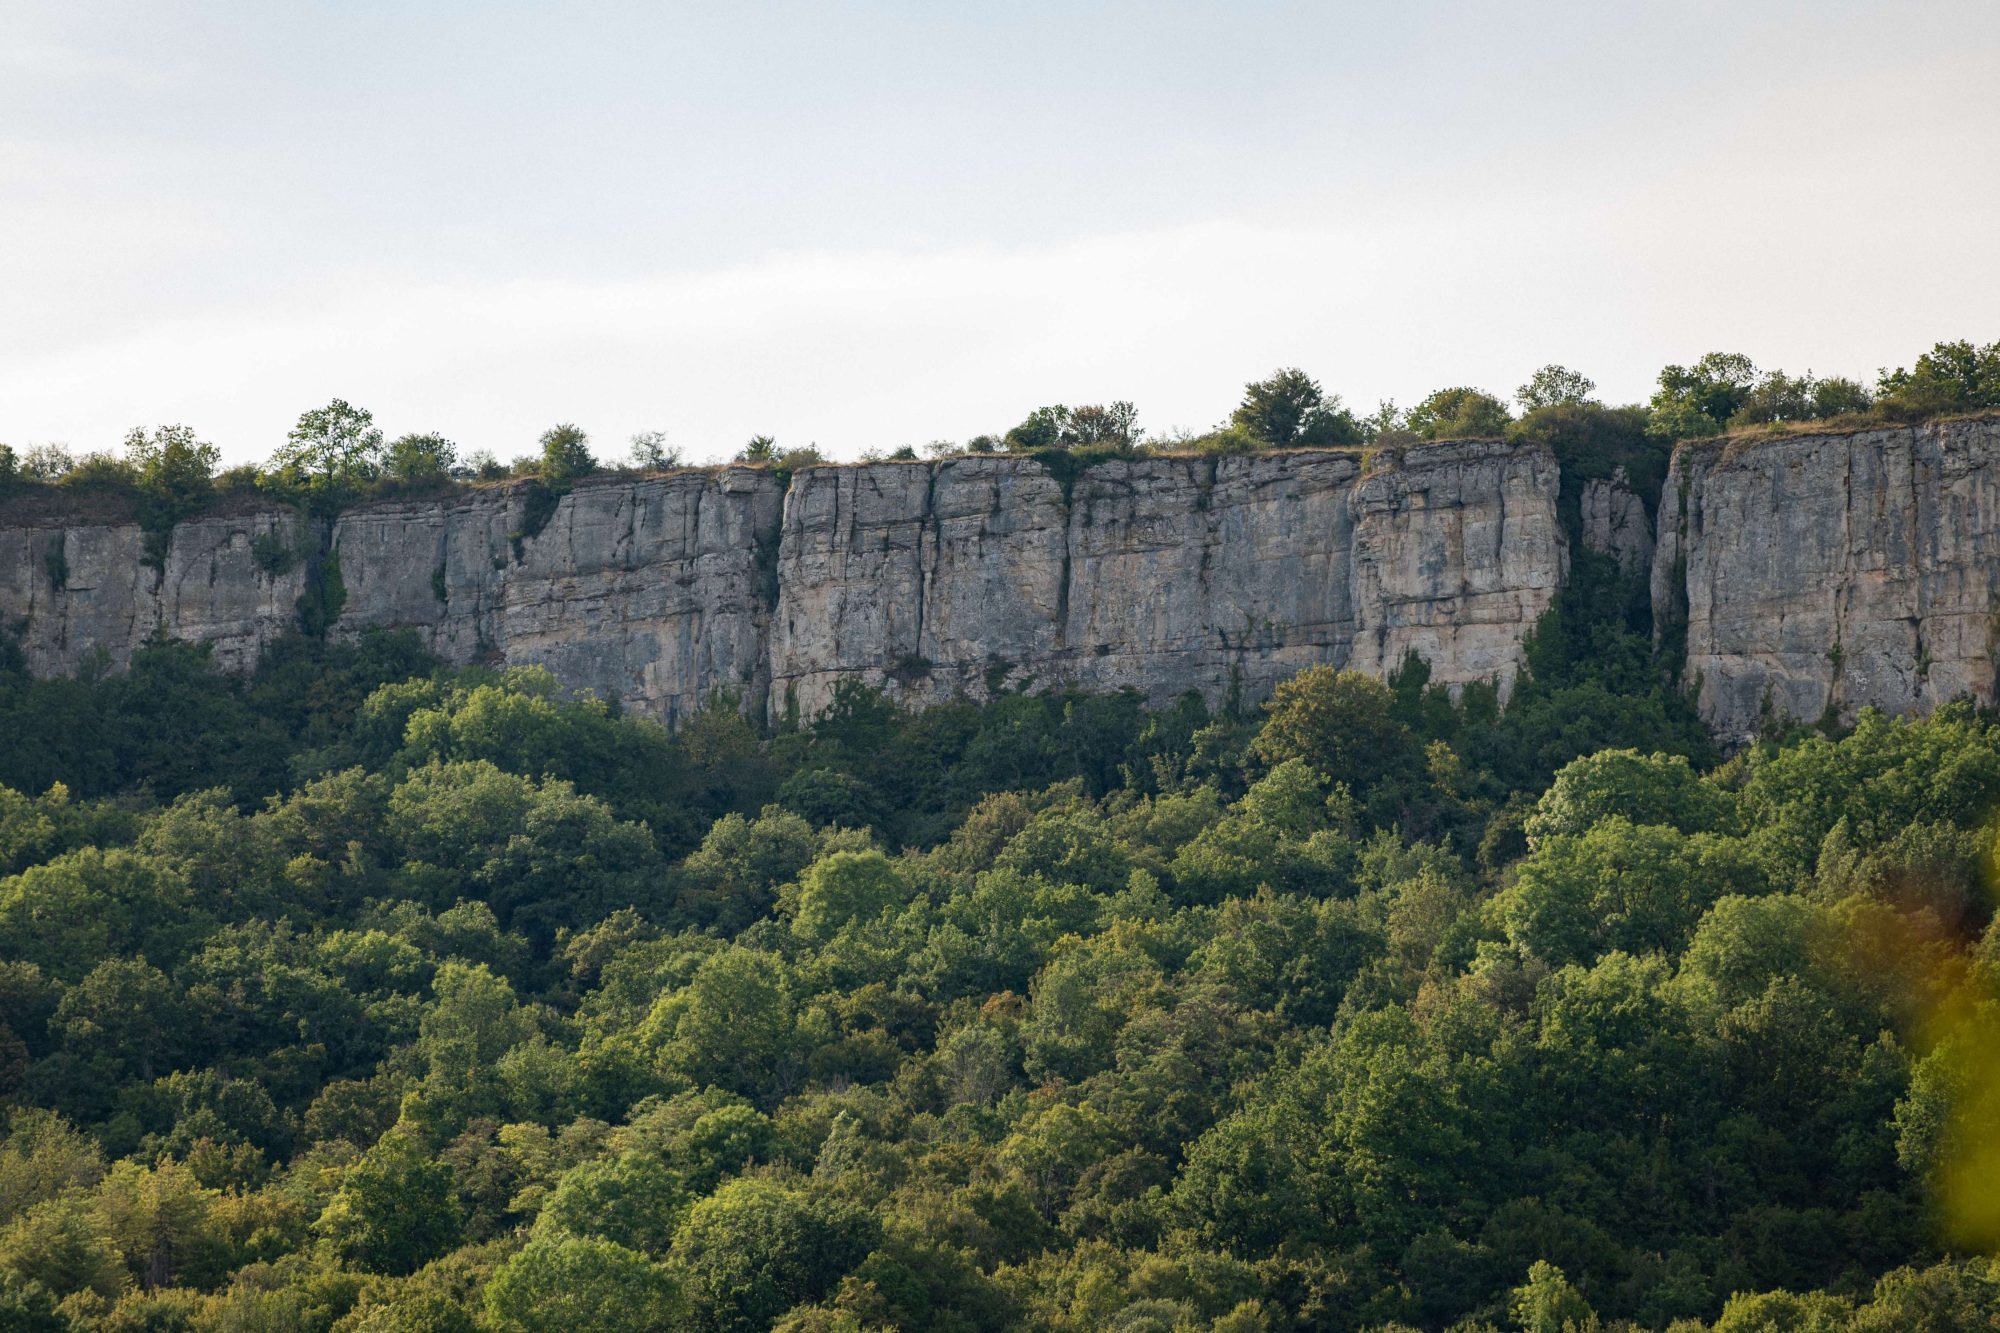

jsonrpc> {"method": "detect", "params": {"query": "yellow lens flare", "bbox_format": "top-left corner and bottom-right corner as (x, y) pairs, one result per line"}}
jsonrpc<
(1833, 850), (2000, 1253)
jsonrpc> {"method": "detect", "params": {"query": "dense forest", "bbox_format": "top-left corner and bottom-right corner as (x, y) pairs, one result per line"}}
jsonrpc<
(2, 485), (2000, 1332)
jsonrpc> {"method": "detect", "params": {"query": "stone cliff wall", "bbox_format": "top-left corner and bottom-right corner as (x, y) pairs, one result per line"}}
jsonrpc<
(0, 503), (313, 677)
(329, 468), (785, 728)
(1652, 416), (2000, 742)
(0, 440), (1566, 724)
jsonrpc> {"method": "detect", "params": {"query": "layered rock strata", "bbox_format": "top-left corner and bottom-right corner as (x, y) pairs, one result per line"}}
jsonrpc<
(0, 504), (312, 676)
(1, 441), (1568, 724)
(1651, 416), (2000, 741)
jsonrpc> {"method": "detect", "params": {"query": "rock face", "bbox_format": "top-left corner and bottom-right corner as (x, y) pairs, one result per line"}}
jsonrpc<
(0, 503), (312, 676)
(1580, 467), (1654, 574)
(1652, 416), (2000, 742)
(2, 441), (1565, 723)
(330, 469), (786, 728)
(768, 441), (1565, 717)
(1346, 440), (1568, 687)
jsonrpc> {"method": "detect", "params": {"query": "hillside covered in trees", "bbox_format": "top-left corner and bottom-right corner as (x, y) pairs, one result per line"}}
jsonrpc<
(2, 488), (2000, 1333)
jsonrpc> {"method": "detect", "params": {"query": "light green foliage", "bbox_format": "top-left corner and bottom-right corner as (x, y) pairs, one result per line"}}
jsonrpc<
(387, 758), (663, 940)
(537, 1151), (687, 1254)
(1526, 748), (1737, 844)
(998, 1102), (1119, 1219)
(783, 849), (906, 945)
(1738, 702), (2000, 878)
(94, 1157), (230, 1291)
(0, 848), (197, 981)
(1249, 666), (1420, 807)
(384, 432), (459, 484)
(1498, 817), (1767, 965)
(1511, 1260), (1597, 1332)
(538, 423), (596, 485)
(0, 1194), (125, 1301)
(485, 1235), (681, 1333)
(1406, 385), (1512, 439)
(1516, 364), (1597, 412)
(994, 802), (1133, 894)
(676, 806), (819, 932)
(0, 1110), (104, 1225)
(644, 946), (799, 1097)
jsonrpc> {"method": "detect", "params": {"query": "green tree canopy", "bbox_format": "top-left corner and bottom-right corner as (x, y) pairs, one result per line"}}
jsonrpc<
(1516, 364), (1597, 412)
(538, 423), (596, 484)
(270, 398), (385, 498)
(1230, 368), (1362, 448)
(1646, 352), (1758, 440)
(1406, 386), (1512, 440)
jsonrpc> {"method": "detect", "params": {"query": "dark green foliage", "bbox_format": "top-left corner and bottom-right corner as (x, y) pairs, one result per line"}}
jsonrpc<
(317, 1130), (464, 1274)
(1516, 364), (1597, 412)
(266, 399), (385, 512)
(1731, 370), (1875, 426)
(297, 545), (348, 638)
(251, 525), (300, 576)
(516, 479), (561, 551)
(1003, 403), (1141, 453)
(1229, 368), (1362, 449)
(41, 536), (66, 593)
(1509, 400), (1670, 534)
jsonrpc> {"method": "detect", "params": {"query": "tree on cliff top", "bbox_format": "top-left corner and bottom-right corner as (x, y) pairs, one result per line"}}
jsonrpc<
(384, 432), (459, 485)
(1406, 386), (1513, 440)
(269, 399), (385, 504)
(1877, 339), (2000, 418)
(1645, 352), (1757, 440)
(538, 424), (596, 486)
(1003, 402), (1142, 452)
(1516, 364), (1597, 412)
(1230, 368), (1361, 449)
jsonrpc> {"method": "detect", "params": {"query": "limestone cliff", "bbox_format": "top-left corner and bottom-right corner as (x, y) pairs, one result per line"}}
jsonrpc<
(0, 500), (312, 677)
(1652, 415), (2000, 742)
(767, 440), (1564, 717)
(1579, 467), (1654, 574)
(1, 441), (1564, 724)
(329, 468), (785, 728)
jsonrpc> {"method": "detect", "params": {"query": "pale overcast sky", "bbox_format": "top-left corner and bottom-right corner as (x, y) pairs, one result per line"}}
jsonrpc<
(4, 1), (1997, 465)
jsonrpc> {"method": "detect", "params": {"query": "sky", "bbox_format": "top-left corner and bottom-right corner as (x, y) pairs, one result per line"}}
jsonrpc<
(3, 1), (1998, 467)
